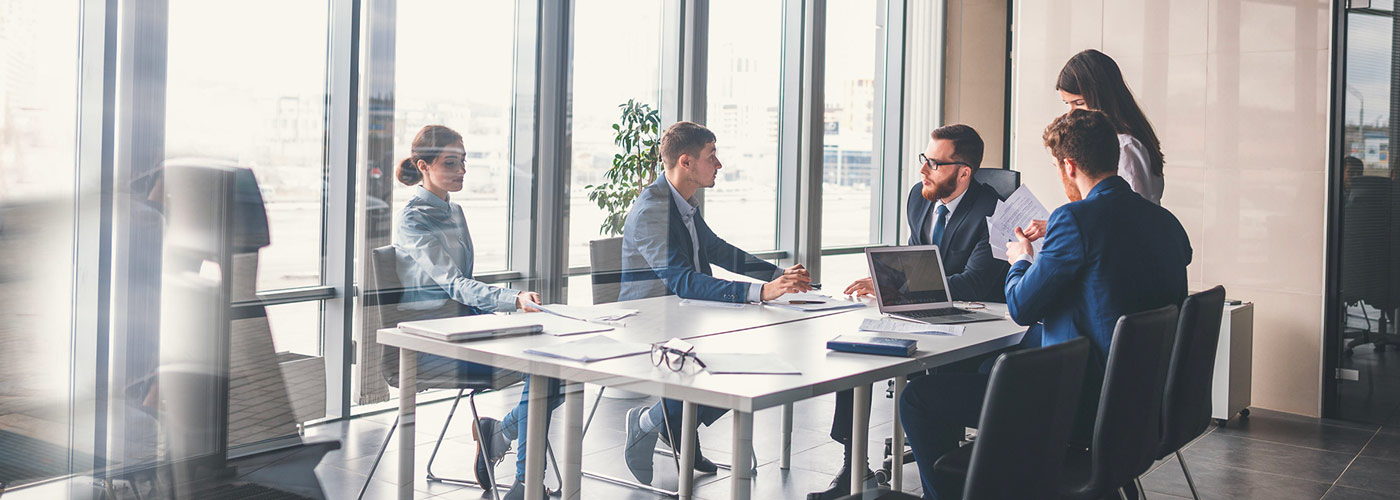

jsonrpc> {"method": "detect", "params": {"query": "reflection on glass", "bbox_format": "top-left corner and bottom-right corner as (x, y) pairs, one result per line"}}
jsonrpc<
(822, 0), (879, 247)
(166, 1), (330, 291)
(569, 0), (663, 277)
(704, 0), (783, 252)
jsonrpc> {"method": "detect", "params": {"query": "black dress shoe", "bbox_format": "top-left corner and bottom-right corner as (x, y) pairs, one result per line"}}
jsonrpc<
(659, 428), (718, 473)
(807, 464), (876, 500)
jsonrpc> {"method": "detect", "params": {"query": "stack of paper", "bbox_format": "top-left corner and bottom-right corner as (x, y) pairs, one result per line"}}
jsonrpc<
(523, 336), (651, 362)
(536, 303), (639, 325)
(859, 317), (965, 336)
(765, 292), (867, 312)
(986, 185), (1050, 261)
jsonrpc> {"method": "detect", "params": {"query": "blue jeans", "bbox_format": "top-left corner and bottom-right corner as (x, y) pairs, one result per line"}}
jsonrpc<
(500, 377), (565, 482)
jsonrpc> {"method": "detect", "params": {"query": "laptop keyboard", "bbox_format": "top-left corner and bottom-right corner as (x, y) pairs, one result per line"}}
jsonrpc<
(899, 308), (968, 319)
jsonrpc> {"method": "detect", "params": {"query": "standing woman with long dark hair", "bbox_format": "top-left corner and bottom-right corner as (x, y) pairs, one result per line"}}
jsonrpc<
(1055, 49), (1165, 204)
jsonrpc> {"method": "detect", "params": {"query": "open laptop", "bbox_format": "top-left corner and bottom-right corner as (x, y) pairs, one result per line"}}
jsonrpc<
(866, 245), (1003, 324)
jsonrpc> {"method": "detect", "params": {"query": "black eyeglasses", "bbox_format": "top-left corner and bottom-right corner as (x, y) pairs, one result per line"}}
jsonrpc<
(918, 153), (973, 172)
(651, 342), (706, 372)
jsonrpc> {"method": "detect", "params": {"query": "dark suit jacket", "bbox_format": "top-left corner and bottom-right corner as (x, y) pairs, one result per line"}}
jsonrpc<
(906, 179), (1010, 302)
(1004, 176), (1192, 428)
(619, 174), (783, 303)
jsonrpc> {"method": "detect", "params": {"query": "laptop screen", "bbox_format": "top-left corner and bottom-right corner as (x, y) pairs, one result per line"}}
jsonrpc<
(869, 247), (949, 307)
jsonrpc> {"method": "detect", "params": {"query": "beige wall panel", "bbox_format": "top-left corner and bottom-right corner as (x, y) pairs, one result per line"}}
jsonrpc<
(1202, 168), (1325, 295)
(1228, 285), (1325, 417)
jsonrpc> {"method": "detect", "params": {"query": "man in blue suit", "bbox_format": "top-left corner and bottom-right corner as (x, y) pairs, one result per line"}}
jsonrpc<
(810, 124), (1010, 500)
(900, 109), (1191, 499)
(620, 121), (813, 484)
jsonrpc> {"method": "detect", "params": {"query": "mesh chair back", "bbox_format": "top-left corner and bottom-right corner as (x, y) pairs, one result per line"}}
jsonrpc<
(973, 168), (1020, 200)
(589, 237), (625, 305)
(1076, 304), (1179, 498)
(368, 245), (520, 390)
(964, 337), (1090, 500)
(1158, 286), (1226, 457)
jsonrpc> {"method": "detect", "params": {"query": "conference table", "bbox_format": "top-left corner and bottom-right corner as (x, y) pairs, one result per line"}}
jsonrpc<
(377, 295), (1026, 500)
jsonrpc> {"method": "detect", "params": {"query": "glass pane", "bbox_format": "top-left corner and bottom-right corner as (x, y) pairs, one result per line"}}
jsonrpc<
(0, 0), (81, 487)
(822, 0), (880, 248)
(704, 0), (783, 252)
(352, 0), (518, 409)
(1335, 8), (1400, 424)
(165, 1), (330, 291)
(387, 0), (515, 273)
(569, 0), (663, 275)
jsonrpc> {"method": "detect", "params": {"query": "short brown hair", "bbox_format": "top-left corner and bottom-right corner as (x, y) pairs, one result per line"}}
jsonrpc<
(930, 124), (984, 170)
(397, 125), (464, 185)
(660, 121), (716, 169)
(1042, 109), (1119, 177)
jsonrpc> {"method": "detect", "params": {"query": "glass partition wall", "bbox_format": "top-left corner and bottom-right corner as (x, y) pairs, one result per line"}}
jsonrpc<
(0, 0), (928, 494)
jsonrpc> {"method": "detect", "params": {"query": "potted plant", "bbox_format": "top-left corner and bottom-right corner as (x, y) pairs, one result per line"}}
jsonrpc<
(586, 99), (662, 236)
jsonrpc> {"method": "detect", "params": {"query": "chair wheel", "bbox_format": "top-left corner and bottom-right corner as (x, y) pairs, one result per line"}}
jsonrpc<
(874, 469), (891, 486)
(1240, 408), (1250, 418)
(1214, 418), (1228, 427)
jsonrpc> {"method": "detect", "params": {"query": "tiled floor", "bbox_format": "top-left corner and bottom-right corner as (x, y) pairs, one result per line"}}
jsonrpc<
(304, 386), (1400, 500)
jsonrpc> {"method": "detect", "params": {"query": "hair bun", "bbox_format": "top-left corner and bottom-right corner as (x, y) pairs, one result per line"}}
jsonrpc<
(395, 157), (421, 186)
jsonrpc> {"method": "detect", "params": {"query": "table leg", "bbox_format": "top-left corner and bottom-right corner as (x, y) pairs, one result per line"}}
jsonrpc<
(678, 402), (698, 500)
(398, 349), (417, 500)
(780, 402), (793, 470)
(562, 382), (584, 500)
(891, 377), (907, 491)
(730, 411), (754, 500)
(524, 374), (548, 500)
(851, 384), (872, 497)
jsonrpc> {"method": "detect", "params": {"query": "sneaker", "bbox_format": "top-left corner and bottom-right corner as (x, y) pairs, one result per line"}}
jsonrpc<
(501, 480), (524, 500)
(658, 426), (718, 473)
(473, 417), (509, 489)
(623, 406), (660, 484)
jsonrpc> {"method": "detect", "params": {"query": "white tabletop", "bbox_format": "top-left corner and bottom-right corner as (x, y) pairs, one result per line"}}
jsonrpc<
(378, 296), (1027, 412)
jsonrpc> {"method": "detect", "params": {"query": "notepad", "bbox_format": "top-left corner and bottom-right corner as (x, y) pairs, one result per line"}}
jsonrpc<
(859, 317), (965, 336)
(701, 353), (801, 375)
(523, 336), (651, 363)
(827, 335), (918, 357)
(399, 315), (544, 342)
(764, 292), (867, 312)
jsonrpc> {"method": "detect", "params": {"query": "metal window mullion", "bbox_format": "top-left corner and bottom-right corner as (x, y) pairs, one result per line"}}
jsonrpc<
(509, 0), (540, 284)
(872, 0), (907, 247)
(525, 0), (572, 303)
(72, 0), (119, 481)
(778, 0), (825, 281)
(322, 0), (362, 420)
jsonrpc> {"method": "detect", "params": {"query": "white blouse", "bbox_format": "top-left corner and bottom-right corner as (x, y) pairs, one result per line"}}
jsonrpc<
(1118, 133), (1164, 205)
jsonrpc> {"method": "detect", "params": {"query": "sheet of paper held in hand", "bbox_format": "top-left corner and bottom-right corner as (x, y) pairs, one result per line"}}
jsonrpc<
(986, 185), (1050, 262)
(765, 292), (867, 312)
(859, 317), (965, 336)
(702, 353), (802, 375)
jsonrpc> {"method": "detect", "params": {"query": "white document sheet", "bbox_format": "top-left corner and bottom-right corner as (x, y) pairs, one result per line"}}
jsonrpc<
(678, 298), (748, 309)
(765, 292), (867, 312)
(701, 353), (801, 375)
(523, 335), (651, 362)
(535, 303), (639, 326)
(987, 185), (1050, 261)
(527, 313), (615, 336)
(859, 317), (965, 336)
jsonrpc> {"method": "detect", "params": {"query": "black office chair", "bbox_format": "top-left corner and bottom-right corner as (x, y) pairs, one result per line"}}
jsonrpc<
(1341, 176), (1398, 354)
(973, 168), (1020, 201)
(925, 337), (1090, 500)
(359, 245), (558, 500)
(1059, 304), (1179, 500)
(1145, 286), (1226, 500)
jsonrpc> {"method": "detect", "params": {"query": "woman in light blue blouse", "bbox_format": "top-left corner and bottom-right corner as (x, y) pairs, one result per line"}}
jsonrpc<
(395, 124), (559, 499)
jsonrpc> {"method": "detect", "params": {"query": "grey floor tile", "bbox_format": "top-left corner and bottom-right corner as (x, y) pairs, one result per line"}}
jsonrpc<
(1323, 485), (1400, 500)
(1336, 456), (1400, 495)
(1141, 457), (1332, 500)
(1359, 428), (1400, 463)
(1179, 432), (1356, 483)
(692, 461), (869, 500)
(1212, 408), (1377, 455)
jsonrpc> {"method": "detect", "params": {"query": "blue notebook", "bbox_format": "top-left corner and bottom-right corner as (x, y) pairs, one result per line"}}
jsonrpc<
(827, 335), (918, 357)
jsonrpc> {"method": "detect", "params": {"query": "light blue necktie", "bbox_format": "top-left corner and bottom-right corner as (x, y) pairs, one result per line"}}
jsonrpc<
(930, 204), (949, 247)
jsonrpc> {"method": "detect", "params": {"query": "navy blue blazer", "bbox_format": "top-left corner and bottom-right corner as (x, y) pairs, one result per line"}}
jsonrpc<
(1005, 175), (1191, 402)
(620, 174), (783, 303)
(906, 179), (1010, 302)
